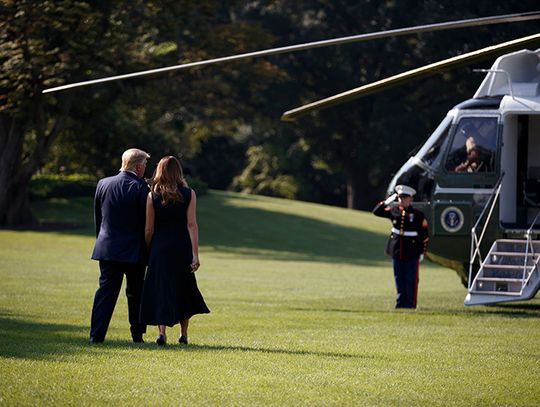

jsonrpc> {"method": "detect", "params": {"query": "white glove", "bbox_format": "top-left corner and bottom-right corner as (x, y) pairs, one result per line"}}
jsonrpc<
(419, 254), (424, 262)
(384, 193), (397, 206)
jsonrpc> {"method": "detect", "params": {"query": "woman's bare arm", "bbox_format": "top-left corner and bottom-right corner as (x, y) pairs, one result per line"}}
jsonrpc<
(144, 193), (155, 249)
(187, 189), (199, 271)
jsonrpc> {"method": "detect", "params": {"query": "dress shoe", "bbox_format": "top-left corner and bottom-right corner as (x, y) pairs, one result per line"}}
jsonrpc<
(156, 334), (166, 346)
(89, 337), (103, 344)
(132, 334), (144, 343)
(179, 335), (188, 345)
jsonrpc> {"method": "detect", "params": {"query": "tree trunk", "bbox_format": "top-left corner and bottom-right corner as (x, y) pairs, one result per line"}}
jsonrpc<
(346, 172), (366, 210)
(2, 180), (36, 226)
(0, 97), (72, 227)
(0, 115), (35, 226)
(345, 162), (377, 211)
(346, 176), (355, 209)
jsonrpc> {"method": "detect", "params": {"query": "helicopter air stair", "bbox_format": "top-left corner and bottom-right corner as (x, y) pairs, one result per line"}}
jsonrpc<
(464, 239), (540, 306)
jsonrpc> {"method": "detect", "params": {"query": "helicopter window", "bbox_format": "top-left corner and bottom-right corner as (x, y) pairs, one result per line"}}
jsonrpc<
(390, 158), (435, 202)
(445, 117), (497, 173)
(388, 117), (453, 201)
(415, 116), (452, 169)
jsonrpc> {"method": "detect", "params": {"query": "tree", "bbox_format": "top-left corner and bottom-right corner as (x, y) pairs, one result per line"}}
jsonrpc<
(5, 0), (540, 225)
(244, 0), (540, 209)
(0, 0), (147, 225)
(38, 1), (288, 189)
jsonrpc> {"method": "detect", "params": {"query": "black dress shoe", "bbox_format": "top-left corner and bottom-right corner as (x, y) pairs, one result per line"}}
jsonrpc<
(132, 334), (144, 343)
(156, 334), (166, 346)
(89, 337), (103, 344)
(179, 335), (188, 345)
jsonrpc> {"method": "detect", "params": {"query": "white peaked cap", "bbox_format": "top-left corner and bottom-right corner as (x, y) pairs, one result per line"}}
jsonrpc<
(395, 185), (416, 196)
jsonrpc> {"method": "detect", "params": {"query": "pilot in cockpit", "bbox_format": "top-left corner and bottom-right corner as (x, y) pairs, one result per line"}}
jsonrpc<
(454, 137), (487, 172)
(447, 124), (494, 172)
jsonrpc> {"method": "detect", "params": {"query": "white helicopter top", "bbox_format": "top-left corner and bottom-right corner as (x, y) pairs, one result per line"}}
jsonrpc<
(473, 48), (540, 115)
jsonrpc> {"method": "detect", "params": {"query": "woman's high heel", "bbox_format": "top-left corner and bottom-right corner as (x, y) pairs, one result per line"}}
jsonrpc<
(156, 334), (166, 346)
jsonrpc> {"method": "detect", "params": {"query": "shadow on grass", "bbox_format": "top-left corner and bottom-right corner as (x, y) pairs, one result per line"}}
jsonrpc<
(463, 301), (540, 319)
(7, 197), (95, 236)
(290, 302), (540, 319)
(289, 307), (395, 315)
(412, 303), (540, 319)
(492, 302), (540, 311)
(119, 342), (375, 360)
(196, 192), (387, 265)
(26, 193), (389, 266)
(1, 221), (92, 234)
(0, 313), (374, 360)
(0, 313), (171, 360)
(0, 314), (90, 360)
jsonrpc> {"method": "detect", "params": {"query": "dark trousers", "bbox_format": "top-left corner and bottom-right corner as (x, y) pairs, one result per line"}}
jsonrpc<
(90, 260), (146, 341)
(392, 258), (419, 309)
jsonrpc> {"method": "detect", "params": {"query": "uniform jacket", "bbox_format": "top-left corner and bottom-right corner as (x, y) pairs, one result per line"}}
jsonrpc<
(372, 201), (429, 260)
(91, 171), (149, 263)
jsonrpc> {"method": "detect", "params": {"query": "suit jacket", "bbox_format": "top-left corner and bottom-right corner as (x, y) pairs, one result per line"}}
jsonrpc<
(91, 171), (149, 263)
(373, 201), (429, 260)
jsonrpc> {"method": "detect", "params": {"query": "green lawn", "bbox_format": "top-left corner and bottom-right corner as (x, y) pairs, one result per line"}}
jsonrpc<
(1, 190), (539, 406)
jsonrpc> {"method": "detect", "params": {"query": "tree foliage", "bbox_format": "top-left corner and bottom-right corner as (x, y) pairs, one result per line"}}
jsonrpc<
(2, 1), (540, 225)
(241, 0), (540, 208)
(1, 0), (98, 224)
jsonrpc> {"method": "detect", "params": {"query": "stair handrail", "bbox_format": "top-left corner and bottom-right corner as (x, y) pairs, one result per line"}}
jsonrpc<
(521, 210), (540, 293)
(468, 173), (505, 290)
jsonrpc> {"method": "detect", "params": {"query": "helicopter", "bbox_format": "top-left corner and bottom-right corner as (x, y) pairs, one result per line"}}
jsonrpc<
(285, 46), (540, 306)
(43, 12), (540, 306)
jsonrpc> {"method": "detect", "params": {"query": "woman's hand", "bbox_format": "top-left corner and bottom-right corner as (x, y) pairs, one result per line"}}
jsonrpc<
(191, 255), (200, 272)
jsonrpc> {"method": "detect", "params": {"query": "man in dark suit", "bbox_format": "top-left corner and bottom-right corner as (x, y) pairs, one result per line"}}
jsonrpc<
(89, 148), (150, 343)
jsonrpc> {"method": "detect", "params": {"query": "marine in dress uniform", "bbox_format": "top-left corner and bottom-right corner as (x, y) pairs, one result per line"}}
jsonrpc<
(372, 185), (429, 309)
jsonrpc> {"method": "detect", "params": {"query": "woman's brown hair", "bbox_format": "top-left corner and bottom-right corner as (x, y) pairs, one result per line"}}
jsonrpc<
(151, 156), (187, 205)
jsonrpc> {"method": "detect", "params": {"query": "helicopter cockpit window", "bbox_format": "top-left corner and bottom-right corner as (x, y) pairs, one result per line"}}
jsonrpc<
(445, 117), (497, 173)
(388, 116), (452, 201)
(415, 116), (452, 169)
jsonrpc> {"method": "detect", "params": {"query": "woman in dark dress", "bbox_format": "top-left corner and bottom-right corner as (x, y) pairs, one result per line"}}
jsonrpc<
(140, 156), (210, 345)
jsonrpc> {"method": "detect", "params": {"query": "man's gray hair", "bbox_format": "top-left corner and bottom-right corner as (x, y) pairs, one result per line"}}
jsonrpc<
(120, 148), (150, 171)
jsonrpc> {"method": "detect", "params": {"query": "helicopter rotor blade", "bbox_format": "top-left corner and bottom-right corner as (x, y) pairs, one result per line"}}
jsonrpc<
(42, 11), (540, 94)
(281, 33), (540, 122)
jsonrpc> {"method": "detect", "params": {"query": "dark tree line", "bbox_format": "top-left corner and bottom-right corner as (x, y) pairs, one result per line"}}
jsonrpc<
(1, 0), (540, 226)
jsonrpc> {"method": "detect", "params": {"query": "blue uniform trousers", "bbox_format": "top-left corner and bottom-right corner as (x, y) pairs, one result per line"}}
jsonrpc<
(392, 258), (419, 309)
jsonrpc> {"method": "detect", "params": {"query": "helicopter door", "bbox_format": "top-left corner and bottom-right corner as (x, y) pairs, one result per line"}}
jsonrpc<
(523, 116), (540, 209)
(512, 114), (540, 227)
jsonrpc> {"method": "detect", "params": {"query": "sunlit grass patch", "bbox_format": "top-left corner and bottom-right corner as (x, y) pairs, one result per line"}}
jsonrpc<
(0, 191), (539, 406)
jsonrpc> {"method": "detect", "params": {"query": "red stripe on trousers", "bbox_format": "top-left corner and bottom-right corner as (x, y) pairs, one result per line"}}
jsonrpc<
(413, 260), (419, 307)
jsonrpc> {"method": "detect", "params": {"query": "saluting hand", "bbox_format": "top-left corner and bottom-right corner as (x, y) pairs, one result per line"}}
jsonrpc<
(384, 193), (398, 206)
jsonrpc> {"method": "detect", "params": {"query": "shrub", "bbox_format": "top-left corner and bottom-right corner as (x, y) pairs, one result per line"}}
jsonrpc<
(186, 176), (208, 196)
(231, 145), (299, 199)
(29, 174), (97, 200)
(30, 173), (208, 200)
